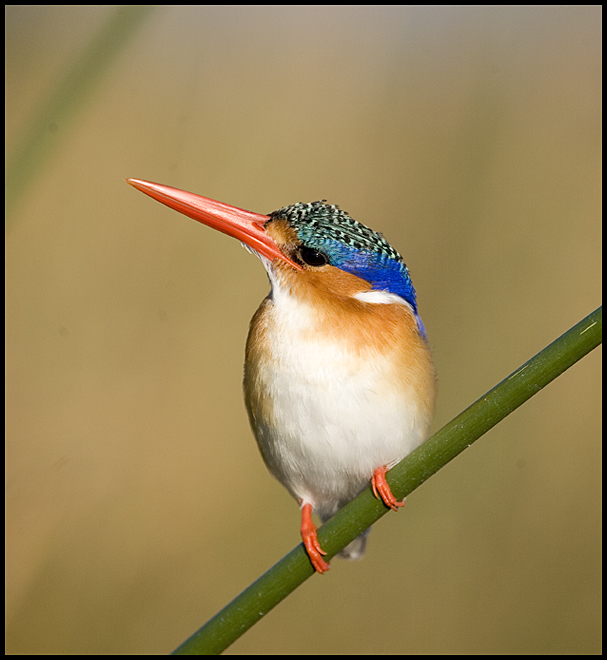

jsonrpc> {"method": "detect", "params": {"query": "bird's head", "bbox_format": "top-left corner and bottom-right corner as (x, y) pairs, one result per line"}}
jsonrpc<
(127, 179), (420, 326)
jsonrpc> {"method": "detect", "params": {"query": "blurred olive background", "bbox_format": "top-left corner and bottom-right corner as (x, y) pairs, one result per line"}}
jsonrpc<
(5, 6), (601, 655)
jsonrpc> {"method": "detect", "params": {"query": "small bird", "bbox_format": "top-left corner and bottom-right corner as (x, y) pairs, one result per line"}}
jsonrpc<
(127, 179), (436, 573)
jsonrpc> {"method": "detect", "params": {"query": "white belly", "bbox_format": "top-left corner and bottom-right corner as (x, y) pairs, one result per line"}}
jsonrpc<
(244, 311), (430, 521)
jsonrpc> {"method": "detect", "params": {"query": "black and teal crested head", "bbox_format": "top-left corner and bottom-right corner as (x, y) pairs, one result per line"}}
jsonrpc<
(268, 201), (418, 313)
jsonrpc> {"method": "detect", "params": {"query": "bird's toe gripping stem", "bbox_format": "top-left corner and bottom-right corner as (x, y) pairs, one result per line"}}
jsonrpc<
(371, 466), (406, 511)
(300, 502), (330, 574)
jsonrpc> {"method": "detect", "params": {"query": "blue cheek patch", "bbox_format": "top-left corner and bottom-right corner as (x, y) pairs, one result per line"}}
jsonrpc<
(321, 241), (418, 314)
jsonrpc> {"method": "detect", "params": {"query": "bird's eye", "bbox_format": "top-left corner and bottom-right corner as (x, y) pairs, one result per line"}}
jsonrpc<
(299, 247), (329, 267)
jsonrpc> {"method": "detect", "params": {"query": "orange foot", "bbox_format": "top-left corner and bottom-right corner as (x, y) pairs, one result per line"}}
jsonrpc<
(300, 502), (330, 573)
(371, 466), (406, 511)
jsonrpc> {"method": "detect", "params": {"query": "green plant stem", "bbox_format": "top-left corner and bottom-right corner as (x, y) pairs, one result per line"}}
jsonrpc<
(172, 306), (601, 655)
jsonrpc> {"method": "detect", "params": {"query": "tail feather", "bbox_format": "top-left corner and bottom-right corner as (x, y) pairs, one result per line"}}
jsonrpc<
(338, 528), (371, 560)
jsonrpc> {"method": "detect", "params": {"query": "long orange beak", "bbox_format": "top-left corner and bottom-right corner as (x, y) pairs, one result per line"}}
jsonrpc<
(127, 179), (302, 270)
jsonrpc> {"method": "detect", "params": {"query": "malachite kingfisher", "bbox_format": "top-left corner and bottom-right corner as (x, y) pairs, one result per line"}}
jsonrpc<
(127, 178), (437, 573)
